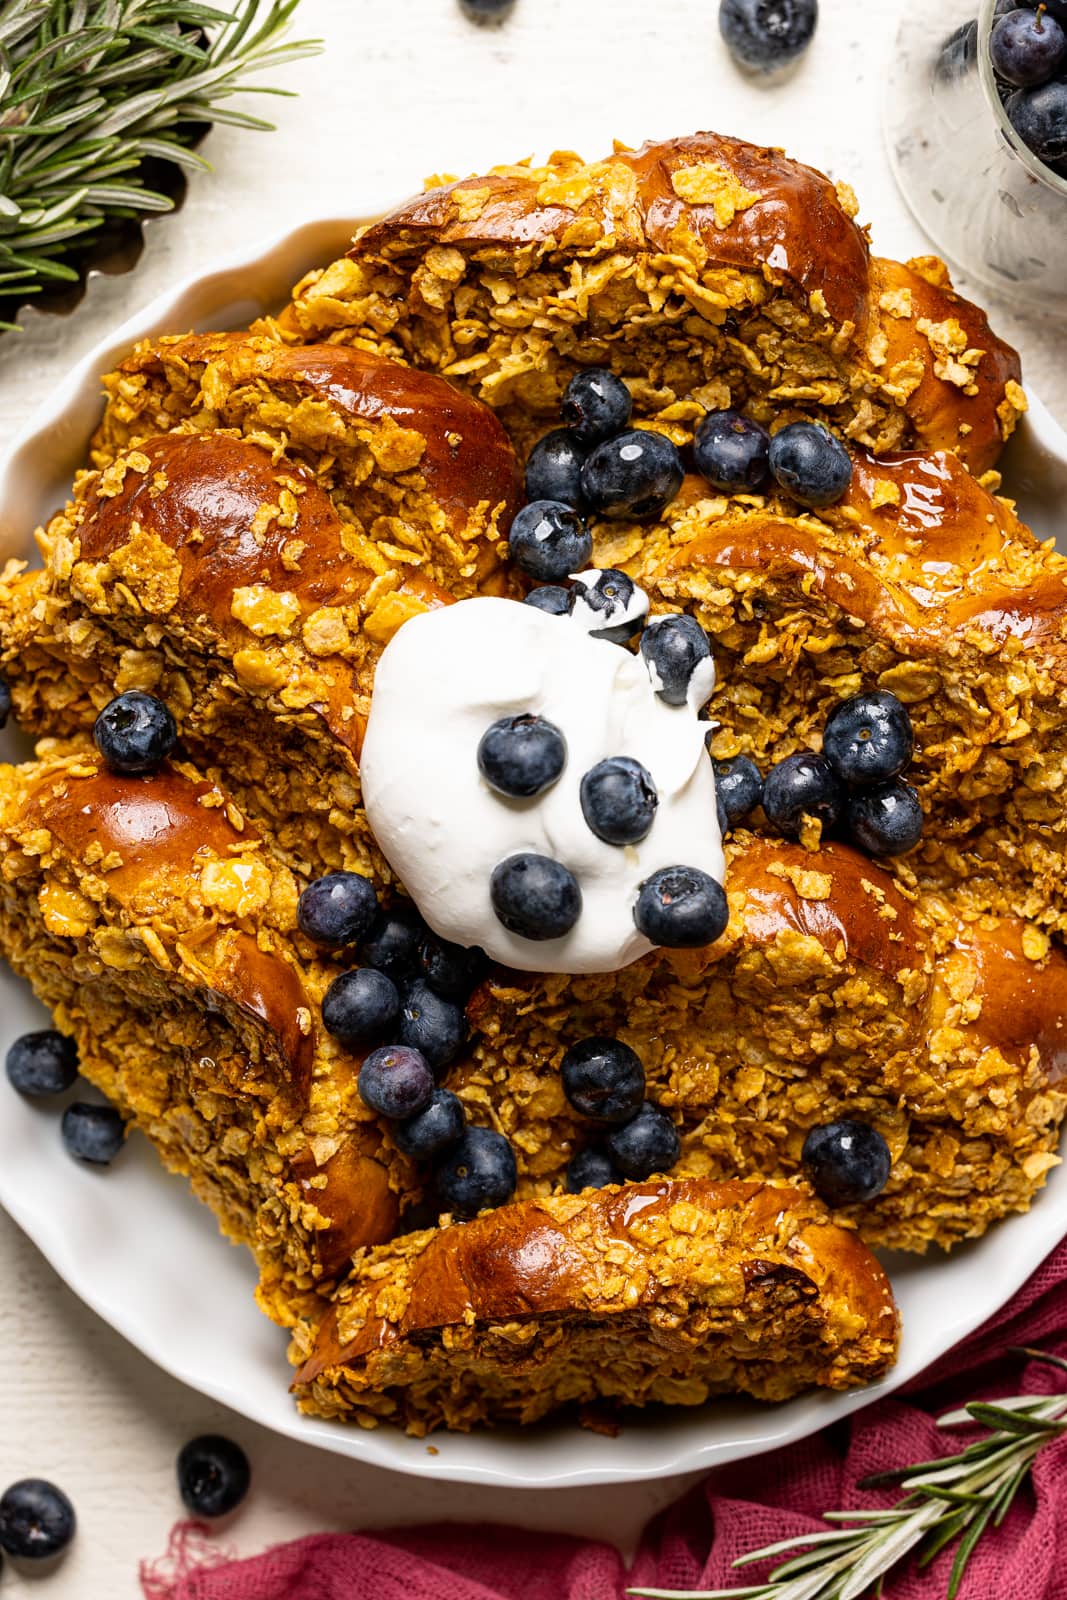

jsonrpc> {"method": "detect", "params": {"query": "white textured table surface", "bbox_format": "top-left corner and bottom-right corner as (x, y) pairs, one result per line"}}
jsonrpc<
(1, 1), (1065, 1593)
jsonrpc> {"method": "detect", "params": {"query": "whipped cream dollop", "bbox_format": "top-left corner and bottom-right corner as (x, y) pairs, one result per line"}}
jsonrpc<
(360, 582), (725, 975)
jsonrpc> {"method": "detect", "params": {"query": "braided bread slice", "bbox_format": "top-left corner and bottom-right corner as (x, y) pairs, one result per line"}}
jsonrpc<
(0, 339), (520, 880)
(455, 833), (1067, 1255)
(0, 747), (416, 1318)
(275, 132), (1024, 472)
(290, 1180), (900, 1434)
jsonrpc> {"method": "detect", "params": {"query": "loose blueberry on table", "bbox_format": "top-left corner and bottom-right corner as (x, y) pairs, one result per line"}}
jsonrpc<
(435, 1124), (517, 1217)
(398, 977), (468, 1071)
(321, 967), (400, 1046)
(177, 1435), (250, 1518)
(719, 0), (818, 73)
(565, 1145), (620, 1193)
(61, 1101), (125, 1165)
(508, 500), (592, 582)
(358, 1044), (435, 1120)
(560, 1036), (646, 1124)
(580, 756), (659, 846)
(5, 1028), (78, 1097)
(605, 1101), (682, 1181)
(581, 430), (685, 522)
(297, 871), (378, 948)
(477, 713), (567, 798)
(802, 1120), (893, 1207)
(459, 0), (515, 20)
(0, 1478), (76, 1560)
(93, 690), (177, 775)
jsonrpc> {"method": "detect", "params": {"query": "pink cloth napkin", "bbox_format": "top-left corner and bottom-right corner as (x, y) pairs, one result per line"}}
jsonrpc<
(142, 1237), (1067, 1600)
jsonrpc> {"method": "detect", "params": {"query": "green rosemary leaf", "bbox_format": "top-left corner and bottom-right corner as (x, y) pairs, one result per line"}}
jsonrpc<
(1009, 1346), (1067, 1375)
(966, 1403), (1066, 1437)
(0, 0), (320, 326)
(947, 1497), (996, 1600)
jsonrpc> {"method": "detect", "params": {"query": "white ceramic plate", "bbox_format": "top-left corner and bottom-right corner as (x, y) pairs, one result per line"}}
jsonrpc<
(1, 219), (1066, 1489)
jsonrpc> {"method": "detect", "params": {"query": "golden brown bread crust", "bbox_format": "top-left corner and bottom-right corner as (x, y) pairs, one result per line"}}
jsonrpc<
(277, 132), (1023, 472)
(291, 1180), (900, 1433)
(0, 749), (413, 1307)
(458, 834), (1067, 1254)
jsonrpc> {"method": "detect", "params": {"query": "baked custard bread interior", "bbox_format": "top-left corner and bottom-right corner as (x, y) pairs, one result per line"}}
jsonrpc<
(0, 130), (1063, 1436)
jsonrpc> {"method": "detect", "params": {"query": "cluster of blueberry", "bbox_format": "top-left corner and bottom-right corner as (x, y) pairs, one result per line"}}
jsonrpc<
(0, 1434), (249, 1567)
(558, 1037), (680, 1192)
(512, 371), (854, 587)
(6, 1029), (125, 1164)
(992, 0), (1067, 174)
(297, 871), (518, 1218)
(477, 706), (730, 950)
(713, 690), (924, 861)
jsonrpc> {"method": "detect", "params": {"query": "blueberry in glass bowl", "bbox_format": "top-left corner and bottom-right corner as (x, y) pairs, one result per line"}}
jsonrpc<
(885, 0), (1067, 316)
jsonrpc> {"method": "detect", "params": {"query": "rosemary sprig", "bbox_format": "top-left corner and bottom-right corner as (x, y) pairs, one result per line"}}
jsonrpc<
(630, 1349), (1067, 1600)
(0, 0), (321, 327)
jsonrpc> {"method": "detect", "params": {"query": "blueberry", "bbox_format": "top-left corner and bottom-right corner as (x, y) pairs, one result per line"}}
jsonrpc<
(393, 1087), (466, 1159)
(5, 1029), (78, 1097)
(693, 410), (771, 493)
(561, 368), (633, 444)
(580, 757), (658, 846)
(359, 904), (424, 982)
(1007, 80), (1067, 164)
(571, 568), (648, 643)
(634, 866), (729, 949)
(713, 756), (764, 826)
(434, 1125), (517, 1217)
(61, 1102), (124, 1165)
(321, 968), (399, 1046)
(398, 978), (468, 1072)
(823, 691), (913, 787)
(525, 429), (588, 508)
(640, 614), (714, 707)
(490, 853), (582, 941)
(177, 1435), (250, 1518)
(297, 871), (378, 948)
(605, 1102), (681, 1180)
(802, 1120), (892, 1206)
(991, 8), (1066, 86)
(459, 0), (514, 21)
(93, 690), (176, 775)
(524, 584), (574, 616)
(0, 675), (11, 728)
(762, 752), (844, 840)
(358, 1043), (435, 1119)
(847, 779), (924, 859)
(717, 787), (730, 836)
(768, 422), (852, 508)
(0, 1479), (75, 1560)
(417, 934), (486, 1000)
(719, 0), (818, 72)
(564, 1146), (620, 1193)
(581, 430), (685, 522)
(560, 1036), (645, 1123)
(508, 501), (592, 582)
(477, 713), (566, 799)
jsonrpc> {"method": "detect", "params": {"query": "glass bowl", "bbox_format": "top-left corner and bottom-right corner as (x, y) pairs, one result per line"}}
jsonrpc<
(884, 0), (1067, 317)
